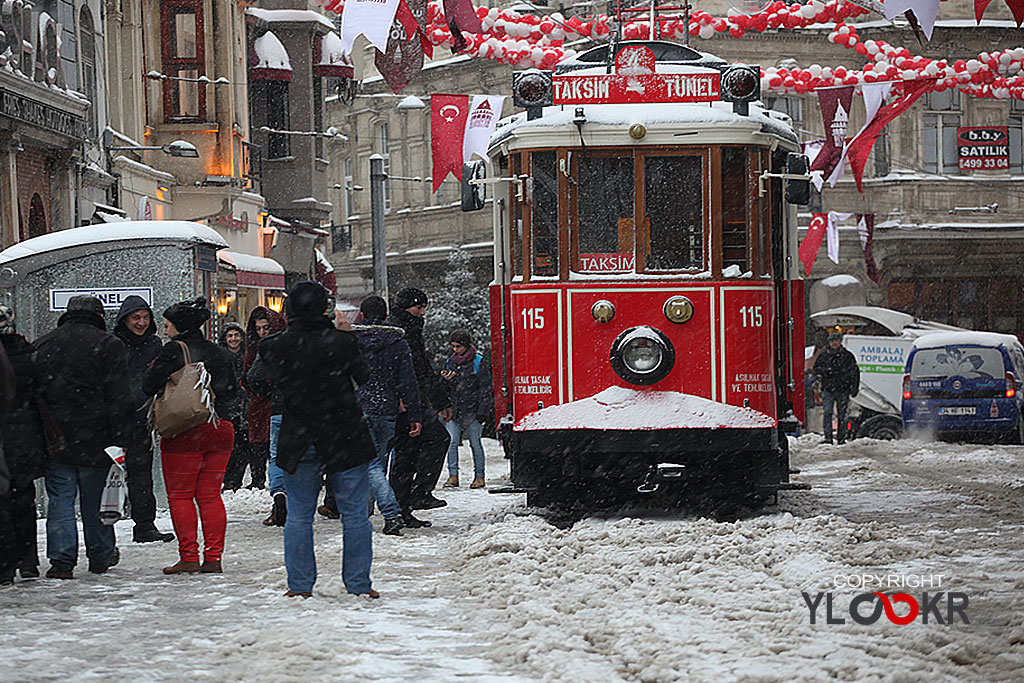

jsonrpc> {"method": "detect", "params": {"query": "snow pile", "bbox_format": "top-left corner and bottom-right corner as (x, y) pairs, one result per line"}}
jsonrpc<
(514, 386), (776, 431)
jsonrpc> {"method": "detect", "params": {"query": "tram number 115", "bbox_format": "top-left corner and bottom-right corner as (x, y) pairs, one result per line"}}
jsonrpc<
(739, 305), (764, 328)
(521, 307), (545, 329)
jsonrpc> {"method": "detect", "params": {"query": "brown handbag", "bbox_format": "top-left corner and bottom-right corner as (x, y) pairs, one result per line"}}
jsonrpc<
(151, 341), (216, 438)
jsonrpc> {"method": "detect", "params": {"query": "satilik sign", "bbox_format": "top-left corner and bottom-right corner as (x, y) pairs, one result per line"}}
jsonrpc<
(552, 45), (721, 105)
(957, 127), (1009, 171)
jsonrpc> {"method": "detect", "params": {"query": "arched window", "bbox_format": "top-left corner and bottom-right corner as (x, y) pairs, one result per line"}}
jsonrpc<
(28, 194), (46, 238)
(79, 6), (97, 134)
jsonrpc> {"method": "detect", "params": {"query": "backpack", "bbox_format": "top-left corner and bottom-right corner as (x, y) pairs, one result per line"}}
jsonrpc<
(150, 341), (216, 438)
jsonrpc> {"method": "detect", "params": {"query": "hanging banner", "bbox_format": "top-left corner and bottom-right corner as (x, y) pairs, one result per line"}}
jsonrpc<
(827, 211), (852, 265)
(341, 0), (402, 54)
(431, 93), (470, 191)
(957, 126), (1009, 171)
(810, 86), (854, 186)
(857, 213), (881, 283)
(462, 95), (505, 163)
(799, 213), (829, 275)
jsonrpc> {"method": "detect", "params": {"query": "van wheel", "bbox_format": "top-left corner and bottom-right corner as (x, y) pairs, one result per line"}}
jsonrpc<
(855, 414), (904, 441)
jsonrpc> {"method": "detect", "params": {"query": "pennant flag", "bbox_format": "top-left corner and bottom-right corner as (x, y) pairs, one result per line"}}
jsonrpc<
(975, 0), (994, 23)
(810, 87), (854, 187)
(857, 214), (881, 283)
(827, 82), (890, 188)
(883, 0), (940, 40)
(341, 0), (402, 54)
(799, 213), (829, 275)
(844, 80), (931, 194)
(406, 0), (433, 58)
(462, 95), (505, 164)
(443, 0), (483, 51)
(802, 139), (826, 191)
(431, 94), (470, 191)
(976, 0), (1024, 27)
(827, 211), (853, 265)
(376, 3), (425, 95)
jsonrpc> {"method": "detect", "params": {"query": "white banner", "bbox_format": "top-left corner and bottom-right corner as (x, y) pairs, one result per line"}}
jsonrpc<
(827, 211), (853, 264)
(340, 0), (402, 54)
(462, 95), (505, 163)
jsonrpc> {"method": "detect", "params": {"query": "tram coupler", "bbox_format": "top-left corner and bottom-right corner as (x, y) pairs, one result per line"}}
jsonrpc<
(637, 464), (687, 494)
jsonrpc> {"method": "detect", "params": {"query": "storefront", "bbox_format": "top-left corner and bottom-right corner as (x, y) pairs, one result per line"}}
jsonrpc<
(215, 250), (286, 328)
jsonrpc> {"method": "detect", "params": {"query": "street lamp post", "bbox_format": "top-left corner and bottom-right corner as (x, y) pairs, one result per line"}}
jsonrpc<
(369, 153), (388, 299)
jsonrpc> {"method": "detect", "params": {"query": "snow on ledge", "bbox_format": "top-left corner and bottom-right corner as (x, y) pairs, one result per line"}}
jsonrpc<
(514, 386), (776, 431)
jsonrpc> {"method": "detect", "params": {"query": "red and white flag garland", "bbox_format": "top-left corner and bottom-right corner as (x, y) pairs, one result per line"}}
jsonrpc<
(431, 94), (505, 191)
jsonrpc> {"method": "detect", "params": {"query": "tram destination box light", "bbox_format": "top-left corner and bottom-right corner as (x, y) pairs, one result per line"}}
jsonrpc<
(719, 64), (761, 116)
(513, 69), (553, 120)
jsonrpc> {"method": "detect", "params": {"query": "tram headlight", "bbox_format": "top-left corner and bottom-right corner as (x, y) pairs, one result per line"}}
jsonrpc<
(610, 326), (675, 386)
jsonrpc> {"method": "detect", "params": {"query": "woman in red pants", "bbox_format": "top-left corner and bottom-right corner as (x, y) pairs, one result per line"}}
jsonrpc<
(142, 298), (238, 574)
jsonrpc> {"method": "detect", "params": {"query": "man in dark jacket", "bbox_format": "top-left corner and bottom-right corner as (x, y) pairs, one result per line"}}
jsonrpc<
(0, 339), (18, 584)
(219, 322), (261, 491)
(386, 287), (452, 518)
(812, 331), (861, 445)
(36, 296), (134, 579)
(0, 304), (48, 582)
(246, 281), (377, 598)
(349, 295), (422, 534)
(112, 296), (174, 543)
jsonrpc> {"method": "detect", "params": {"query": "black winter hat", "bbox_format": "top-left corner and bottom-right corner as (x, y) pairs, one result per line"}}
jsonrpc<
(395, 287), (427, 310)
(67, 295), (105, 318)
(450, 329), (472, 347)
(285, 280), (329, 318)
(163, 297), (211, 332)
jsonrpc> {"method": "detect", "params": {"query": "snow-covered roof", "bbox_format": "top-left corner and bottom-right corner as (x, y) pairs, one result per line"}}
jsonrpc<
(0, 221), (228, 270)
(217, 250), (285, 276)
(314, 31), (353, 79)
(818, 274), (860, 288)
(911, 331), (1024, 353)
(251, 31), (292, 80)
(810, 306), (962, 337)
(514, 386), (776, 431)
(245, 8), (335, 30)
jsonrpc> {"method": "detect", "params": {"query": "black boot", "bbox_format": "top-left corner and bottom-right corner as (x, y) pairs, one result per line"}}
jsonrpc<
(264, 492), (287, 527)
(402, 514), (432, 528)
(133, 526), (175, 543)
(382, 517), (404, 536)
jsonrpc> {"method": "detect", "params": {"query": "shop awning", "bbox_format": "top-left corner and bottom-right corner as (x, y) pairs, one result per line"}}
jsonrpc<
(218, 250), (286, 288)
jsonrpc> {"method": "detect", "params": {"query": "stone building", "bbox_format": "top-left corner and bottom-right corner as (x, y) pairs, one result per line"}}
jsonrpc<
(326, 1), (1024, 336)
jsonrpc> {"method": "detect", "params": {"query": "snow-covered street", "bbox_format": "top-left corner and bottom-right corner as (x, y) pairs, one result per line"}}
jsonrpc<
(1, 435), (1022, 681)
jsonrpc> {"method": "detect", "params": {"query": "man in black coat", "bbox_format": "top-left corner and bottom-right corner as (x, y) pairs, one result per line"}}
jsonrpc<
(386, 287), (452, 519)
(112, 296), (174, 543)
(812, 331), (861, 445)
(0, 304), (47, 582)
(36, 296), (134, 579)
(0, 340), (18, 585)
(246, 281), (378, 598)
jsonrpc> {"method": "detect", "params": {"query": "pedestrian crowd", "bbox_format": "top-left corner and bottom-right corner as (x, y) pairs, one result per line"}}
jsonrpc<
(0, 281), (492, 599)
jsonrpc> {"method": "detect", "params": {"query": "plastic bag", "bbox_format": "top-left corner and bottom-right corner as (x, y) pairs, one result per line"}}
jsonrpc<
(99, 446), (127, 526)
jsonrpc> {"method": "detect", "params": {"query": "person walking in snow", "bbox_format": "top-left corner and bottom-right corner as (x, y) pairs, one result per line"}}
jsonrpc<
(387, 287), (452, 525)
(812, 331), (860, 445)
(242, 307), (287, 526)
(440, 329), (492, 490)
(36, 296), (133, 579)
(0, 307), (38, 585)
(142, 298), (237, 575)
(246, 281), (378, 598)
(112, 295), (175, 544)
(219, 322), (261, 491)
(346, 295), (423, 535)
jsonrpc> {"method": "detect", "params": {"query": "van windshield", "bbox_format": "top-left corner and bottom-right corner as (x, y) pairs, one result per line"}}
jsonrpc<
(910, 346), (1005, 380)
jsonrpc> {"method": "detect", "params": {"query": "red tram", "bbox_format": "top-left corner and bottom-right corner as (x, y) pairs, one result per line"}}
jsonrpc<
(464, 40), (809, 508)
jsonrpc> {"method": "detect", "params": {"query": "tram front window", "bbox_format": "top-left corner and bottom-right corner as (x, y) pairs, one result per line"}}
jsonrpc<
(577, 155), (635, 273)
(644, 155), (703, 271)
(531, 150), (558, 276)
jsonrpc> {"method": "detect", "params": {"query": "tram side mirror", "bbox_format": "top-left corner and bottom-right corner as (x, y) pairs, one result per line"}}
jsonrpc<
(785, 153), (811, 205)
(461, 160), (486, 212)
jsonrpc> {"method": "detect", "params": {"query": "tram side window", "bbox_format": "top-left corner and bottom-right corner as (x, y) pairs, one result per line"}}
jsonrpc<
(644, 156), (703, 271)
(531, 150), (559, 276)
(577, 155), (635, 273)
(510, 154), (523, 277)
(721, 148), (749, 274)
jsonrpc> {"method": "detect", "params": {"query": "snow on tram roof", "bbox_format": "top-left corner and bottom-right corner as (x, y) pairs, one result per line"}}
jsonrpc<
(491, 101), (797, 149)
(0, 221), (228, 265)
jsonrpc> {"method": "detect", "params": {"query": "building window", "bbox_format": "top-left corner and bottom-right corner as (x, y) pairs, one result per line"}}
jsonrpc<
(314, 78), (324, 160)
(266, 81), (290, 159)
(923, 90), (960, 175)
(375, 122), (391, 212)
(160, 0), (205, 121)
(872, 124), (890, 177)
(1010, 99), (1024, 174)
(79, 7), (97, 134)
(768, 96), (803, 129)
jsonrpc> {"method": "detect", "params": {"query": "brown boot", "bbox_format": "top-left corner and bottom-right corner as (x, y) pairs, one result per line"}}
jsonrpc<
(469, 477), (486, 489)
(443, 475), (459, 488)
(200, 560), (222, 574)
(163, 560), (201, 575)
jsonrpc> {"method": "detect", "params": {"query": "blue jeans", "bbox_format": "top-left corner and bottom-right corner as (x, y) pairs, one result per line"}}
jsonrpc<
(365, 415), (402, 520)
(44, 463), (116, 570)
(282, 447), (372, 594)
(445, 416), (485, 478)
(268, 414), (286, 495)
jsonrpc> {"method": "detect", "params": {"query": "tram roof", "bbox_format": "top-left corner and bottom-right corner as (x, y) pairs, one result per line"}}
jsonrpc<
(489, 101), (799, 154)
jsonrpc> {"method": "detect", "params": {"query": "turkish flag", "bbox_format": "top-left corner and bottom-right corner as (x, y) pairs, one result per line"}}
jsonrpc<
(799, 213), (829, 275)
(845, 80), (932, 194)
(431, 94), (470, 192)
